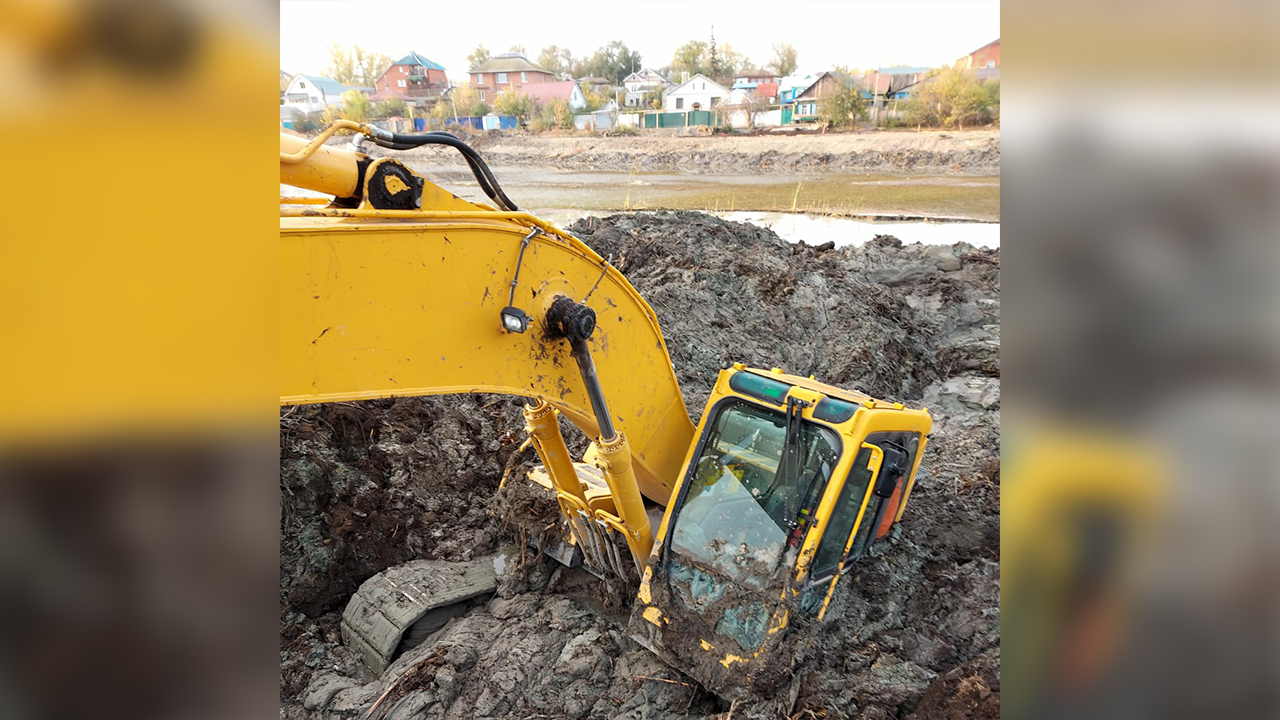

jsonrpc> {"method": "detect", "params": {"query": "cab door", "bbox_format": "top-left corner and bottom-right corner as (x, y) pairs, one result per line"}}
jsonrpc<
(798, 431), (922, 619)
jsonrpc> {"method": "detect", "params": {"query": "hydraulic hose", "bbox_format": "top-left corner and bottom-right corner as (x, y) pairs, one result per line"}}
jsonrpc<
(368, 130), (518, 212)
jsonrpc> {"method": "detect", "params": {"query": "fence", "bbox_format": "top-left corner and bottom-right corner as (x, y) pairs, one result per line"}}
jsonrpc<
(572, 110), (616, 131)
(642, 109), (717, 129)
(725, 108), (783, 129)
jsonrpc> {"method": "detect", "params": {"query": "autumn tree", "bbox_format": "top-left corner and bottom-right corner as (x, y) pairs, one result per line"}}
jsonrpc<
(670, 40), (710, 78)
(509, 44), (526, 55)
(493, 91), (538, 121)
(372, 97), (408, 118)
(448, 85), (489, 117)
(466, 45), (491, 70)
(818, 82), (867, 129)
(325, 44), (391, 87)
(901, 66), (998, 129)
(583, 40), (642, 84)
(538, 45), (576, 76)
(714, 43), (750, 83)
(321, 89), (372, 125)
(535, 98), (574, 130)
(769, 42), (799, 77)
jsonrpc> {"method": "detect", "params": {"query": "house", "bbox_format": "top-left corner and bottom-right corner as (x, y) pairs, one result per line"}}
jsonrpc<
(469, 52), (556, 104)
(622, 68), (671, 108)
(662, 73), (729, 112)
(731, 69), (776, 91)
(790, 71), (862, 120)
(281, 74), (373, 113)
(777, 74), (819, 104)
(858, 67), (931, 103)
(525, 80), (587, 111)
(957, 38), (999, 70)
(369, 52), (449, 108)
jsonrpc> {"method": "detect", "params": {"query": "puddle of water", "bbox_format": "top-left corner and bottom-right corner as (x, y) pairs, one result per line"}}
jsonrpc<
(281, 185), (998, 249)
(535, 209), (1000, 249)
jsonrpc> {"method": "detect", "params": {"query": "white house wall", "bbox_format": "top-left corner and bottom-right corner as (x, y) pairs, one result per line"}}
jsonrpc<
(663, 78), (728, 111)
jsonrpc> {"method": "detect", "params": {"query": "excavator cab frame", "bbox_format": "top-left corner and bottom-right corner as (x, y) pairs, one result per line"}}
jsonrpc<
(630, 366), (930, 696)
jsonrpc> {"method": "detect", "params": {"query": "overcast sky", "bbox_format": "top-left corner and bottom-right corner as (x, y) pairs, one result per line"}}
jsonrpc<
(281, 1), (999, 81)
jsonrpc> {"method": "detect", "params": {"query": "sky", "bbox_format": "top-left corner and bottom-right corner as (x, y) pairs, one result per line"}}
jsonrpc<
(280, 1), (999, 82)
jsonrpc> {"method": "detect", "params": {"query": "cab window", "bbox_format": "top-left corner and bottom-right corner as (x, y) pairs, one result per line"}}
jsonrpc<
(809, 431), (921, 581)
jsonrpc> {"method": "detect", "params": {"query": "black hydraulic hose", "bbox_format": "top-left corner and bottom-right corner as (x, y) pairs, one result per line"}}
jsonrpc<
(370, 131), (519, 212)
(376, 138), (502, 207)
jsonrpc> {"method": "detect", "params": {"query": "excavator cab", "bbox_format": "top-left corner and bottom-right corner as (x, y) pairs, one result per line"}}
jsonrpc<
(629, 365), (931, 698)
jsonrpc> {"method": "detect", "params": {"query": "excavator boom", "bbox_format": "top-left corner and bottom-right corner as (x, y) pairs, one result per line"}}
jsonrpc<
(280, 131), (694, 505)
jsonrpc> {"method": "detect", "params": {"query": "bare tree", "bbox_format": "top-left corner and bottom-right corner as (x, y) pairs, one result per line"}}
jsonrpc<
(769, 42), (798, 77)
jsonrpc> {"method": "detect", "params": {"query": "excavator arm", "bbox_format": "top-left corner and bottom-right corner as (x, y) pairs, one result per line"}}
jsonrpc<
(280, 125), (694, 514)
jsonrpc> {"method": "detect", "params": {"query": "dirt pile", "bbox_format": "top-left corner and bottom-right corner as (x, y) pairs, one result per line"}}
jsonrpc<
(409, 131), (1001, 176)
(281, 211), (999, 718)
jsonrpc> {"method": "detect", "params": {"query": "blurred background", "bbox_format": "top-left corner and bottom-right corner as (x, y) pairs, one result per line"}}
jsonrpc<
(1003, 0), (1278, 718)
(0, 0), (1276, 718)
(0, 0), (278, 718)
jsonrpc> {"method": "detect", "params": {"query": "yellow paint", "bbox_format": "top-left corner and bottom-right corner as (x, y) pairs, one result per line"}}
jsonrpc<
(279, 131), (361, 198)
(636, 567), (653, 604)
(767, 609), (789, 634)
(280, 195), (694, 509)
(719, 654), (747, 668)
(643, 606), (665, 626)
(699, 639), (715, 651)
(383, 174), (411, 195)
(523, 401), (588, 505)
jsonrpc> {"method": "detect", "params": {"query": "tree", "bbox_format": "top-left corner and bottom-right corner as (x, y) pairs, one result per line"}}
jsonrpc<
(582, 85), (613, 112)
(431, 96), (453, 126)
(448, 85), (489, 117)
(769, 42), (799, 77)
(671, 40), (709, 78)
(372, 97), (408, 118)
(732, 94), (773, 131)
(338, 89), (372, 122)
(583, 40), (642, 84)
(818, 83), (867, 129)
(467, 45), (491, 70)
(325, 44), (391, 88)
(509, 44), (526, 55)
(538, 45), (576, 76)
(535, 98), (574, 130)
(715, 42), (749, 83)
(493, 91), (538, 121)
(641, 88), (664, 109)
(901, 66), (997, 129)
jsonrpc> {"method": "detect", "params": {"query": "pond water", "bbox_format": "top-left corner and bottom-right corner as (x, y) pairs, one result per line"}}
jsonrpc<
(282, 186), (1000, 249)
(534, 208), (1001, 249)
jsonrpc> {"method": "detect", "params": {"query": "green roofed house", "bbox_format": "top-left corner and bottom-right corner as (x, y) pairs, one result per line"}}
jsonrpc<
(370, 52), (450, 108)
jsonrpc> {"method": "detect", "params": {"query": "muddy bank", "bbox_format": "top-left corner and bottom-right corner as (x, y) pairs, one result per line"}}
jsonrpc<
(281, 211), (1000, 718)
(401, 130), (1000, 176)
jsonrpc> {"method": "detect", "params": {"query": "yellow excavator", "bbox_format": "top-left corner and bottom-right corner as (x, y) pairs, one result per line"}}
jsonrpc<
(280, 122), (933, 698)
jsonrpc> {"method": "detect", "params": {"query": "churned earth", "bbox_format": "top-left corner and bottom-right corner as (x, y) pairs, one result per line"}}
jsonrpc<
(280, 211), (1000, 719)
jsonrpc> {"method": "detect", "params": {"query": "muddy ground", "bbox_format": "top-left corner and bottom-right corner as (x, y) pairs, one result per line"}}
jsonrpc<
(281, 211), (1000, 719)
(399, 129), (1000, 176)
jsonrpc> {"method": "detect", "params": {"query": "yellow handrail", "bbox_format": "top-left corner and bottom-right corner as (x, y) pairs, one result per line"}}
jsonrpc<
(279, 120), (374, 164)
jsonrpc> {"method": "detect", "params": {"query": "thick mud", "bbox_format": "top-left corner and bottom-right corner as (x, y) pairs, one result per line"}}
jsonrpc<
(281, 211), (999, 719)
(414, 130), (1001, 176)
